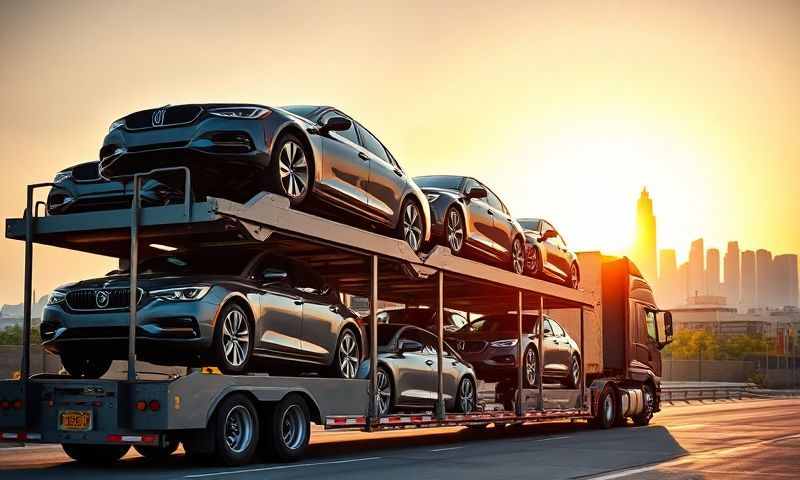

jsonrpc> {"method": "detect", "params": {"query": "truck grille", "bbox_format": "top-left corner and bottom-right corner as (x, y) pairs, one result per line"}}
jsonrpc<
(66, 288), (143, 311)
(124, 105), (203, 130)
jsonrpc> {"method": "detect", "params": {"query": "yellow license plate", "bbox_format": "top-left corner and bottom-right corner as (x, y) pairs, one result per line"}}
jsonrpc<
(59, 410), (92, 431)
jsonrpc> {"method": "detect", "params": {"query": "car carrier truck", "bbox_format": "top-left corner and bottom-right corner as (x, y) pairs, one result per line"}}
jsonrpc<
(0, 171), (672, 466)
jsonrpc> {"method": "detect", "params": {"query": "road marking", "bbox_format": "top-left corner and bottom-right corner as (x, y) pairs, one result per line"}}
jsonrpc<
(668, 423), (708, 430)
(184, 457), (382, 478)
(431, 446), (464, 452)
(536, 435), (570, 441)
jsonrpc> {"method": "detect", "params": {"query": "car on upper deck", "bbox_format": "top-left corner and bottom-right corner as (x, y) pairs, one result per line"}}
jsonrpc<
(518, 218), (580, 288)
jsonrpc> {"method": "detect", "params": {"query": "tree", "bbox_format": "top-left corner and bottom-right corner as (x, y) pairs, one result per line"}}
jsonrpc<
(664, 329), (719, 360)
(0, 324), (41, 345)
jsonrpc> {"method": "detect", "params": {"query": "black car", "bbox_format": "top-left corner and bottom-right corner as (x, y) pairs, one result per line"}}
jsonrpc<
(41, 247), (363, 379)
(47, 161), (184, 215)
(99, 104), (431, 252)
(415, 175), (526, 274)
(377, 307), (469, 333)
(518, 218), (580, 288)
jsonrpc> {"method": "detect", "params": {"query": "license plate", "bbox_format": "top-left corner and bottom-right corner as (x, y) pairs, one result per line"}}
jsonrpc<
(59, 410), (93, 431)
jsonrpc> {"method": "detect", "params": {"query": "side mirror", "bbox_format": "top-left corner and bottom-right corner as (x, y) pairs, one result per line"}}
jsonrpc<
(262, 269), (288, 284)
(321, 116), (352, 133)
(466, 187), (487, 200)
(398, 339), (423, 354)
(541, 229), (557, 240)
(656, 311), (673, 349)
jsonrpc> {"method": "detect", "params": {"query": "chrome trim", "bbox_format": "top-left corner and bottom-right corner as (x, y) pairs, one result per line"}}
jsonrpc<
(122, 105), (203, 131)
(65, 287), (144, 311)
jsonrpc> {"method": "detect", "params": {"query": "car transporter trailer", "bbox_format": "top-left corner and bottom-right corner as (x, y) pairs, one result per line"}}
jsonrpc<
(0, 168), (651, 465)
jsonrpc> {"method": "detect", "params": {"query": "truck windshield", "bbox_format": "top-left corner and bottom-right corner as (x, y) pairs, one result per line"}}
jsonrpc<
(462, 314), (540, 333)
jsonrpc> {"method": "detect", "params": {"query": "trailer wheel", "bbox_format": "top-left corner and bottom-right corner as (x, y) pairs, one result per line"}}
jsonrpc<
(212, 393), (259, 466)
(632, 383), (655, 426)
(62, 443), (130, 464)
(592, 387), (617, 429)
(262, 394), (311, 462)
(60, 356), (112, 379)
(134, 439), (179, 461)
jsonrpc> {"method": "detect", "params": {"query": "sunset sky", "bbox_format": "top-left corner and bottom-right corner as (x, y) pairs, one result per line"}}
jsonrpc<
(0, 0), (798, 305)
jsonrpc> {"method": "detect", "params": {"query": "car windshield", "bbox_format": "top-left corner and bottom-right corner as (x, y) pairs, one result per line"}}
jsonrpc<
(378, 309), (433, 326)
(280, 105), (320, 121)
(414, 175), (463, 191)
(375, 324), (405, 348)
(135, 249), (255, 276)
(519, 219), (541, 231)
(462, 314), (540, 333)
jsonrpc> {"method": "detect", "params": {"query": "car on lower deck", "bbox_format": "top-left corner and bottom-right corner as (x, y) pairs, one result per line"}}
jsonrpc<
(415, 175), (526, 274)
(98, 104), (431, 253)
(518, 218), (580, 288)
(41, 246), (363, 379)
(377, 307), (469, 334)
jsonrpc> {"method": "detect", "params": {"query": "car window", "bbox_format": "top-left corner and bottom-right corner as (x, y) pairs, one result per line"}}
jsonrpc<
(320, 110), (359, 144)
(548, 318), (566, 337)
(556, 234), (567, 249)
(465, 314), (540, 334)
(356, 124), (390, 163)
(449, 312), (468, 330)
(290, 262), (330, 296)
(543, 319), (554, 336)
(463, 178), (480, 195)
(484, 187), (504, 211)
(417, 329), (440, 355)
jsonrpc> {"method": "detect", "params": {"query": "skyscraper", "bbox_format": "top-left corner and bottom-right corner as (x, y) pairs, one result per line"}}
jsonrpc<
(706, 248), (721, 296)
(755, 249), (773, 306)
(741, 250), (756, 305)
(657, 249), (678, 307)
(678, 261), (689, 305)
(724, 241), (740, 305)
(688, 239), (705, 297)
(772, 254), (799, 307)
(632, 187), (657, 282)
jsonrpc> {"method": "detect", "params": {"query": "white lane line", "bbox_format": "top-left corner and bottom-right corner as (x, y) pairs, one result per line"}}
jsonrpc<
(668, 423), (708, 430)
(184, 456), (382, 478)
(536, 435), (570, 442)
(431, 446), (464, 452)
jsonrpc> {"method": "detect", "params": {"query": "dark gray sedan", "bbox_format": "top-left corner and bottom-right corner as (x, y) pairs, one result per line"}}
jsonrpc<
(41, 246), (363, 379)
(357, 324), (477, 416)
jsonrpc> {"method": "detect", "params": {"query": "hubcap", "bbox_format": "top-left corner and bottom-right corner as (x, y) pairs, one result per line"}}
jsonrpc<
(460, 379), (475, 413)
(603, 394), (614, 423)
(222, 309), (249, 367)
(447, 209), (464, 253)
(403, 203), (423, 251)
(376, 370), (391, 416)
(527, 248), (539, 275)
(278, 141), (309, 198)
(224, 405), (254, 453)
(525, 349), (537, 386)
(338, 332), (359, 379)
(280, 404), (308, 450)
(512, 239), (524, 274)
(570, 265), (579, 288)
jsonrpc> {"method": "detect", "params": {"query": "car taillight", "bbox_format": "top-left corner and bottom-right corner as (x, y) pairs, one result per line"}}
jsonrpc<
(135, 401), (147, 411)
(149, 400), (160, 412)
(12, 400), (23, 410)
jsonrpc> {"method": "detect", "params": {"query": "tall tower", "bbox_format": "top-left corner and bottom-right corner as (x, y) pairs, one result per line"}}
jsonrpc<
(688, 239), (705, 297)
(740, 250), (756, 306)
(755, 249), (773, 307)
(772, 254), (799, 307)
(658, 249), (678, 307)
(633, 187), (657, 282)
(706, 248), (721, 296)
(724, 241), (740, 305)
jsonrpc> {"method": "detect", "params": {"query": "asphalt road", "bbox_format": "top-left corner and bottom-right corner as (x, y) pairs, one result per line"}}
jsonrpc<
(1, 398), (798, 479)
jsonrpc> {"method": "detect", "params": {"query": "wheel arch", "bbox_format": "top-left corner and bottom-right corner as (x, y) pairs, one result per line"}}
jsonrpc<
(396, 191), (431, 244)
(269, 122), (319, 182)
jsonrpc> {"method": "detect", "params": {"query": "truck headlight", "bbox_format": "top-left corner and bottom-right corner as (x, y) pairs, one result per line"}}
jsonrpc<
(208, 106), (271, 119)
(150, 286), (210, 301)
(490, 339), (518, 348)
(47, 291), (66, 305)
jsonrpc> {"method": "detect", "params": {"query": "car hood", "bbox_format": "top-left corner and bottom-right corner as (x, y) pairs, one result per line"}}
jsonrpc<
(56, 274), (243, 292)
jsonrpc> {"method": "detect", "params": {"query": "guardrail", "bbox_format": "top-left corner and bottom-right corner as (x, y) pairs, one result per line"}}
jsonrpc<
(662, 383), (756, 402)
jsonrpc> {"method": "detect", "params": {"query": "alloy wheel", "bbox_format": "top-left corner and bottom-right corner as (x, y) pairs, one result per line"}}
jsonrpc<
(375, 369), (392, 416)
(224, 405), (254, 454)
(527, 247), (540, 276)
(569, 264), (579, 288)
(571, 356), (581, 386)
(525, 348), (537, 386)
(460, 378), (475, 413)
(402, 202), (423, 252)
(512, 238), (524, 274)
(446, 209), (464, 253)
(222, 309), (250, 368)
(280, 404), (308, 451)
(338, 331), (359, 379)
(278, 141), (309, 199)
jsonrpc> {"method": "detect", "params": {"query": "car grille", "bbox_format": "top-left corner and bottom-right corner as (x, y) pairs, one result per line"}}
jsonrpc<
(461, 341), (487, 353)
(66, 288), (143, 311)
(124, 105), (203, 130)
(71, 162), (101, 182)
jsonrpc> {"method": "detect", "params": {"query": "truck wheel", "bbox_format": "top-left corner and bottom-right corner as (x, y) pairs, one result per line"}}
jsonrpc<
(262, 394), (311, 462)
(632, 384), (655, 426)
(62, 443), (130, 464)
(592, 387), (617, 429)
(61, 356), (112, 379)
(212, 393), (259, 466)
(134, 439), (179, 461)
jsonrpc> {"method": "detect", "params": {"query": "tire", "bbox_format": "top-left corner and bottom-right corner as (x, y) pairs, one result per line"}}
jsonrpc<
(445, 207), (465, 255)
(62, 443), (130, 464)
(523, 346), (538, 388)
(632, 383), (655, 426)
(567, 262), (580, 289)
(214, 303), (254, 375)
(60, 356), (112, 379)
(456, 376), (476, 413)
(375, 366), (394, 416)
(525, 245), (542, 277)
(397, 198), (425, 253)
(510, 236), (525, 274)
(565, 354), (581, 389)
(212, 393), (259, 466)
(134, 440), (179, 461)
(262, 394), (311, 462)
(270, 133), (314, 207)
(592, 387), (617, 429)
(330, 328), (360, 379)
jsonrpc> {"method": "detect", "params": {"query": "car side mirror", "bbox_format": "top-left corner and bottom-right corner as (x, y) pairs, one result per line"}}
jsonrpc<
(262, 269), (288, 284)
(656, 311), (673, 349)
(398, 339), (423, 354)
(321, 116), (352, 133)
(466, 187), (487, 200)
(541, 229), (557, 240)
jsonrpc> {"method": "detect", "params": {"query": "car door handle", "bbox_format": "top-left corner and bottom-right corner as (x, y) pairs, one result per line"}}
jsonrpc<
(393, 168), (403, 177)
(425, 360), (434, 366)
(294, 300), (304, 305)
(358, 151), (370, 161)
(487, 210), (494, 216)
(329, 305), (340, 313)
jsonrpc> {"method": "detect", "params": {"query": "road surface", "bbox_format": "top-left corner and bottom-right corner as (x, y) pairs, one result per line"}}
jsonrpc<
(1, 398), (797, 479)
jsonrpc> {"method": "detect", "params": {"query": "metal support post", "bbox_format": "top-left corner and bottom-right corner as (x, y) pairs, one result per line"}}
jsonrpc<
(21, 185), (35, 382)
(435, 272), (445, 419)
(538, 295), (545, 411)
(580, 306), (586, 410)
(128, 176), (141, 382)
(368, 255), (379, 427)
(516, 290), (524, 416)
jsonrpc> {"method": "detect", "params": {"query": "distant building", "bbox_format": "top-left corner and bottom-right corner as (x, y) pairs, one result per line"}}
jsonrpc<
(678, 261), (689, 306)
(724, 241), (740, 305)
(657, 249), (678, 307)
(755, 249), (773, 307)
(671, 296), (766, 338)
(688, 239), (705, 297)
(772, 254), (799, 308)
(741, 250), (756, 306)
(706, 248), (721, 296)
(632, 187), (657, 282)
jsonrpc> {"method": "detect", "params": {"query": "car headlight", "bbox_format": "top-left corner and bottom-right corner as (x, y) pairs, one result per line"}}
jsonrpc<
(150, 286), (210, 301)
(490, 339), (518, 348)
(208, 106), (271, 119)
(425, 193), (440, 203)
(47, 291), (66, 305)
(53, 171), (72, 184)
(108, 119), (125, 132)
